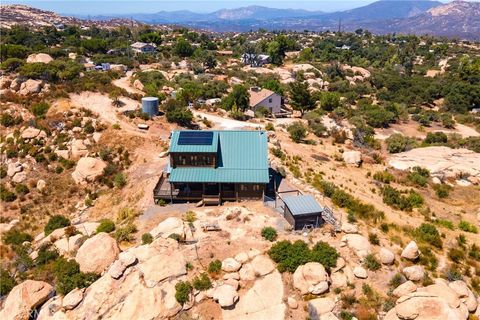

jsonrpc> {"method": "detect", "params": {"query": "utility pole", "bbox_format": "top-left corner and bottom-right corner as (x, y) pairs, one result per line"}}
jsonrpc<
(338, 18), (342, 34)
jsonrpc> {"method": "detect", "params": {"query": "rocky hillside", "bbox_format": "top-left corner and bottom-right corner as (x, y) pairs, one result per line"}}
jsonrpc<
(0, 4), (77, 28)
(1, 206), (479, 320)
(0, 4), (144, 29)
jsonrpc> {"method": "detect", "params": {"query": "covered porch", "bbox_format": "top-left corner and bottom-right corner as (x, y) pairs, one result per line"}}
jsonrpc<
(153, 173), (263, 203)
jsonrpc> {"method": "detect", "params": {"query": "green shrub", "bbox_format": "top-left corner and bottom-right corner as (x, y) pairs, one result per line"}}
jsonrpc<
(268, 240), (339, 273)
(271, 147), (285, 160)
(0, 268), (16, 296)
(363, 254), (381, 271)
(31, 102), (50, 118)
(415, 223), (442, 248)
(0, 185), (17, 202)
(407, 167), (429, 187)
(96, 219), (116, 233)
(265, 123), (275, 131)
(434, 219), (455, 230)
(418, 245), (439, 271)
(372, 171), (395, 184)
(207, 259), (222, 274)
(448, 248), (466, 264)
(113, 172), (127, 188)
(44, 215), (71, 235)
(470, 244), (480, 261)
(168, 233), (182, 242)
(433, 184), (451, 199)
(175, 281), (192, 305)
(368, 233), (380, 245)
(385, 133), (416, 153)
(15, 183), (30, 196)
(458, 220), (478, 234)
(142, 233), (153, 244)
(35, 245), (59, 266)
(381, 186), (423, 211)
(388, 273), (405, 289)
(0, 166), (6, 179)
(313, 177), (385, 222)
(339, 310), (355, 320)
(1, 113), (22, 127)
(3, 229), (33, 246)
(287, 122), (307, 143)
(192, 273), (212, 291)
(424, 132), (448, 145)
(53, 258), (99, 295)
(261, 227), (278, 242)
(114, 223), (137, 242)
(340, 293), (358, 308)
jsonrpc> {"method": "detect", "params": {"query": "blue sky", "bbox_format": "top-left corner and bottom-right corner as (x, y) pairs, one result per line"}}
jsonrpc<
(3, 0), (473, 15)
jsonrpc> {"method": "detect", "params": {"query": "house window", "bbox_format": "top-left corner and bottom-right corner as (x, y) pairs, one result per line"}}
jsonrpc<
(268, 98), (272, 103)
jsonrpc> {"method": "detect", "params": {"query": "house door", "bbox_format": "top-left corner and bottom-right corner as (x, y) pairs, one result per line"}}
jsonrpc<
(204, 183), (219, 195)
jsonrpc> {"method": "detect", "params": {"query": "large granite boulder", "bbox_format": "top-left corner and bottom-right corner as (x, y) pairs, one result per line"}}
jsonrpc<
(250, 255), (275, 277)
(341, 234), (371, 258)
(293, 262), (329, 295)
(403, 265), (425, 281)
(308, 297), (336, 320)
(379, 247), (395, 265)
(71, 157), (107, 184)
(19, 79), (44, 95)
(392, 280), (417, 297)
(0, 280), (53, 320)
(75, 232), (119, 274)
(401, 241), (420, 260)
(27, 53), (53, 64)
(222, 271), (285, 320)
(342, 150), (362, 167)
(386, 291), (468, 320)
(149, 217), (184, 239)
(212, 284), (238, 308)
(222, 257), (242, 272)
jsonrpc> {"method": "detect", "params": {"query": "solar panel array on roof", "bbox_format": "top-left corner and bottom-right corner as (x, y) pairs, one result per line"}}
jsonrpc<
(177, 131), (214, 145)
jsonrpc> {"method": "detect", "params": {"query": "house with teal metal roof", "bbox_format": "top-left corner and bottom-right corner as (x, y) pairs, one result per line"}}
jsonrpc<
(154, 130), (270, 203)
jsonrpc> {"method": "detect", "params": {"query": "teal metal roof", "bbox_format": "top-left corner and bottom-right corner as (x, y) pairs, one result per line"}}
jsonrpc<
(170, 168), (269, 183)
(283, 195), (324, 216)
(169, 130), (269, 184)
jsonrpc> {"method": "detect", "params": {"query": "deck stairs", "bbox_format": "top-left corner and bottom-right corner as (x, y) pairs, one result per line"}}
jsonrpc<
(322, 206), (341, 232)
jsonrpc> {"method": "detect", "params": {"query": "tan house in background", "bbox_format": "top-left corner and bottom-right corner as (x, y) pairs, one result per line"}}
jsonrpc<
(248, 87), (282, 115)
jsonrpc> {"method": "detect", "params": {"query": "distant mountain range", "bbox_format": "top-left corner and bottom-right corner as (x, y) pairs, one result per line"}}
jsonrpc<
(89, 1), (442, 25)
(1, 1), (479, 40)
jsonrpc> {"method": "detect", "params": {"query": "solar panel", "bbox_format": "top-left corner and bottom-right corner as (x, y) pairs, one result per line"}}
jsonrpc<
(178, 131), (214, 145)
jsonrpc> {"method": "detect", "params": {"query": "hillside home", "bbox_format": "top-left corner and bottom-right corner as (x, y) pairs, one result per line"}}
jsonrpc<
(241, 53), (270, 67)
(248, 87), (282, 115)
(130, 42), (157, 54)
(154, 130), (271, 204)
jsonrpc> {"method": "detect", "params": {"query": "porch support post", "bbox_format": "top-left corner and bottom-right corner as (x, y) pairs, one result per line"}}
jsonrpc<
(273, 174), (277, 208)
